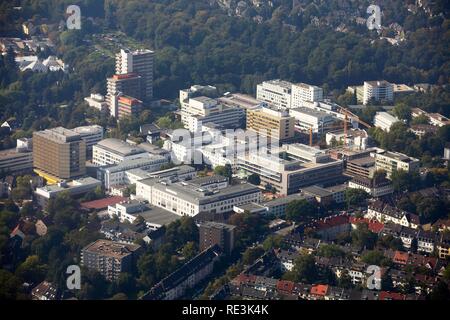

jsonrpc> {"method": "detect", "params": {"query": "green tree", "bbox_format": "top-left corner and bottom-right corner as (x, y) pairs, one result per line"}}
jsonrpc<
(286, 199), (316, 223)
(392, 103), (411, 121)
(345, 188), (369, 208)
(351, 223), (377, 250)
(317, 244), (346, 258)
(181, 241), (198, 260)
(247, 174), (261, 186)
(242, 247), (265, 265)
(284, 254), (318, 283)
(214, 164), (233, 181)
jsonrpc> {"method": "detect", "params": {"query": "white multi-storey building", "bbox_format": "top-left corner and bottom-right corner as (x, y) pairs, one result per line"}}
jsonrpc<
(136, 177), (262, 217)
(97, 155), (168, 189)
(84, 94), (108, 112)
(289, 107), (337, 134)
(93, 138), (148, 166)
(374, 112), (400, 132)
(373, 150), (420, 178)
(291, 83), (323, 108)
(363, 81), (394, 105)
(73, 125), (104, 158)
(181, 96), (245, 132)
(256, 79), (292, 110)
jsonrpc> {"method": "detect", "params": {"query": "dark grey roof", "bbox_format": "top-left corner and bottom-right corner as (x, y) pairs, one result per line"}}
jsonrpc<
(152, 181), (260, 205)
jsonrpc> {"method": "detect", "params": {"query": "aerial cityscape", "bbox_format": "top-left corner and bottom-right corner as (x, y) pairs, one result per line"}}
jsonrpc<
(0, 0), (449, 307)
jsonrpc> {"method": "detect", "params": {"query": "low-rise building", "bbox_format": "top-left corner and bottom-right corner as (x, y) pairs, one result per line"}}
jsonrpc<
(290, 107), (337, 135)
(237, 144), (344, 195)
(348, 174), (393, 197)
(374, 150), (420, 178)
(84, 93), (108, 112)
(31, 281), (58, 300)
(367, 201), (420, 229)
(34, 177), (102, 207)
(72, 125), (104, 159)
(107, 200), (181, 231)
(0, 146), (33, 175)
(374, 112), (400, 132)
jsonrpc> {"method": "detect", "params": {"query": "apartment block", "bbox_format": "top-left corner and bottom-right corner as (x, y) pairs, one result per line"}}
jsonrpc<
(33, 127), (86, 181)
(199, 221), (236, 255)
(81, 239), (142, 281)
(142, 245), (221, 300)
(118, 95), (143, 119)
(106, 73), (143, 117)
(116, 49), (154, 101)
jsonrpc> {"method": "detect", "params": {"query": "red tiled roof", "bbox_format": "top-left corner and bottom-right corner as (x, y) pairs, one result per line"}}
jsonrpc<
(276, 280), (295, 294)
(314, 215), (349, 231)
(81, 196), (127, 210)
(234, 274), (257, 285)
(350, 217), (384, 233)
(393, 251), (409, 265)
(310, 284), (329, 296)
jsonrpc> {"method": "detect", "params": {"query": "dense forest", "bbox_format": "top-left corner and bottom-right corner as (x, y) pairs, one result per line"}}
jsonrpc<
(1, 0), (449, 99)
(0, 0), (448, 149)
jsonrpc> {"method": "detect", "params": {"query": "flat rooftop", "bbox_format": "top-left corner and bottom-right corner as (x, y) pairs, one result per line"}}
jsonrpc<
(82, 239), (140, 258)
(34, 127), (81, 143)
(348, 156), (375, 167)
(264, 193), (312, 207)
(290, 107), (331, 118)
(262, 79), (292, 89)
(0, 148), (31, 159)
(38, 177), (101, 193)
(138, 206), (181, 226)
(301, 185), (333, 198)
(379, 151), (417, 162)
(72, 125), (103, 135)
(153, 181), (260, 205)
(95, 138), (146, 157)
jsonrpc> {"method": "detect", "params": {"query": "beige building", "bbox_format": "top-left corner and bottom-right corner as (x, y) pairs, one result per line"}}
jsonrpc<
(246, 106), (295, 142)
(33, 127), (86, 181)
(374, 150), (420, 178)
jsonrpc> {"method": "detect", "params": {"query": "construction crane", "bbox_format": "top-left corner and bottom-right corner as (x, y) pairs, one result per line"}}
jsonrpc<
(308, 110), (372, 147)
